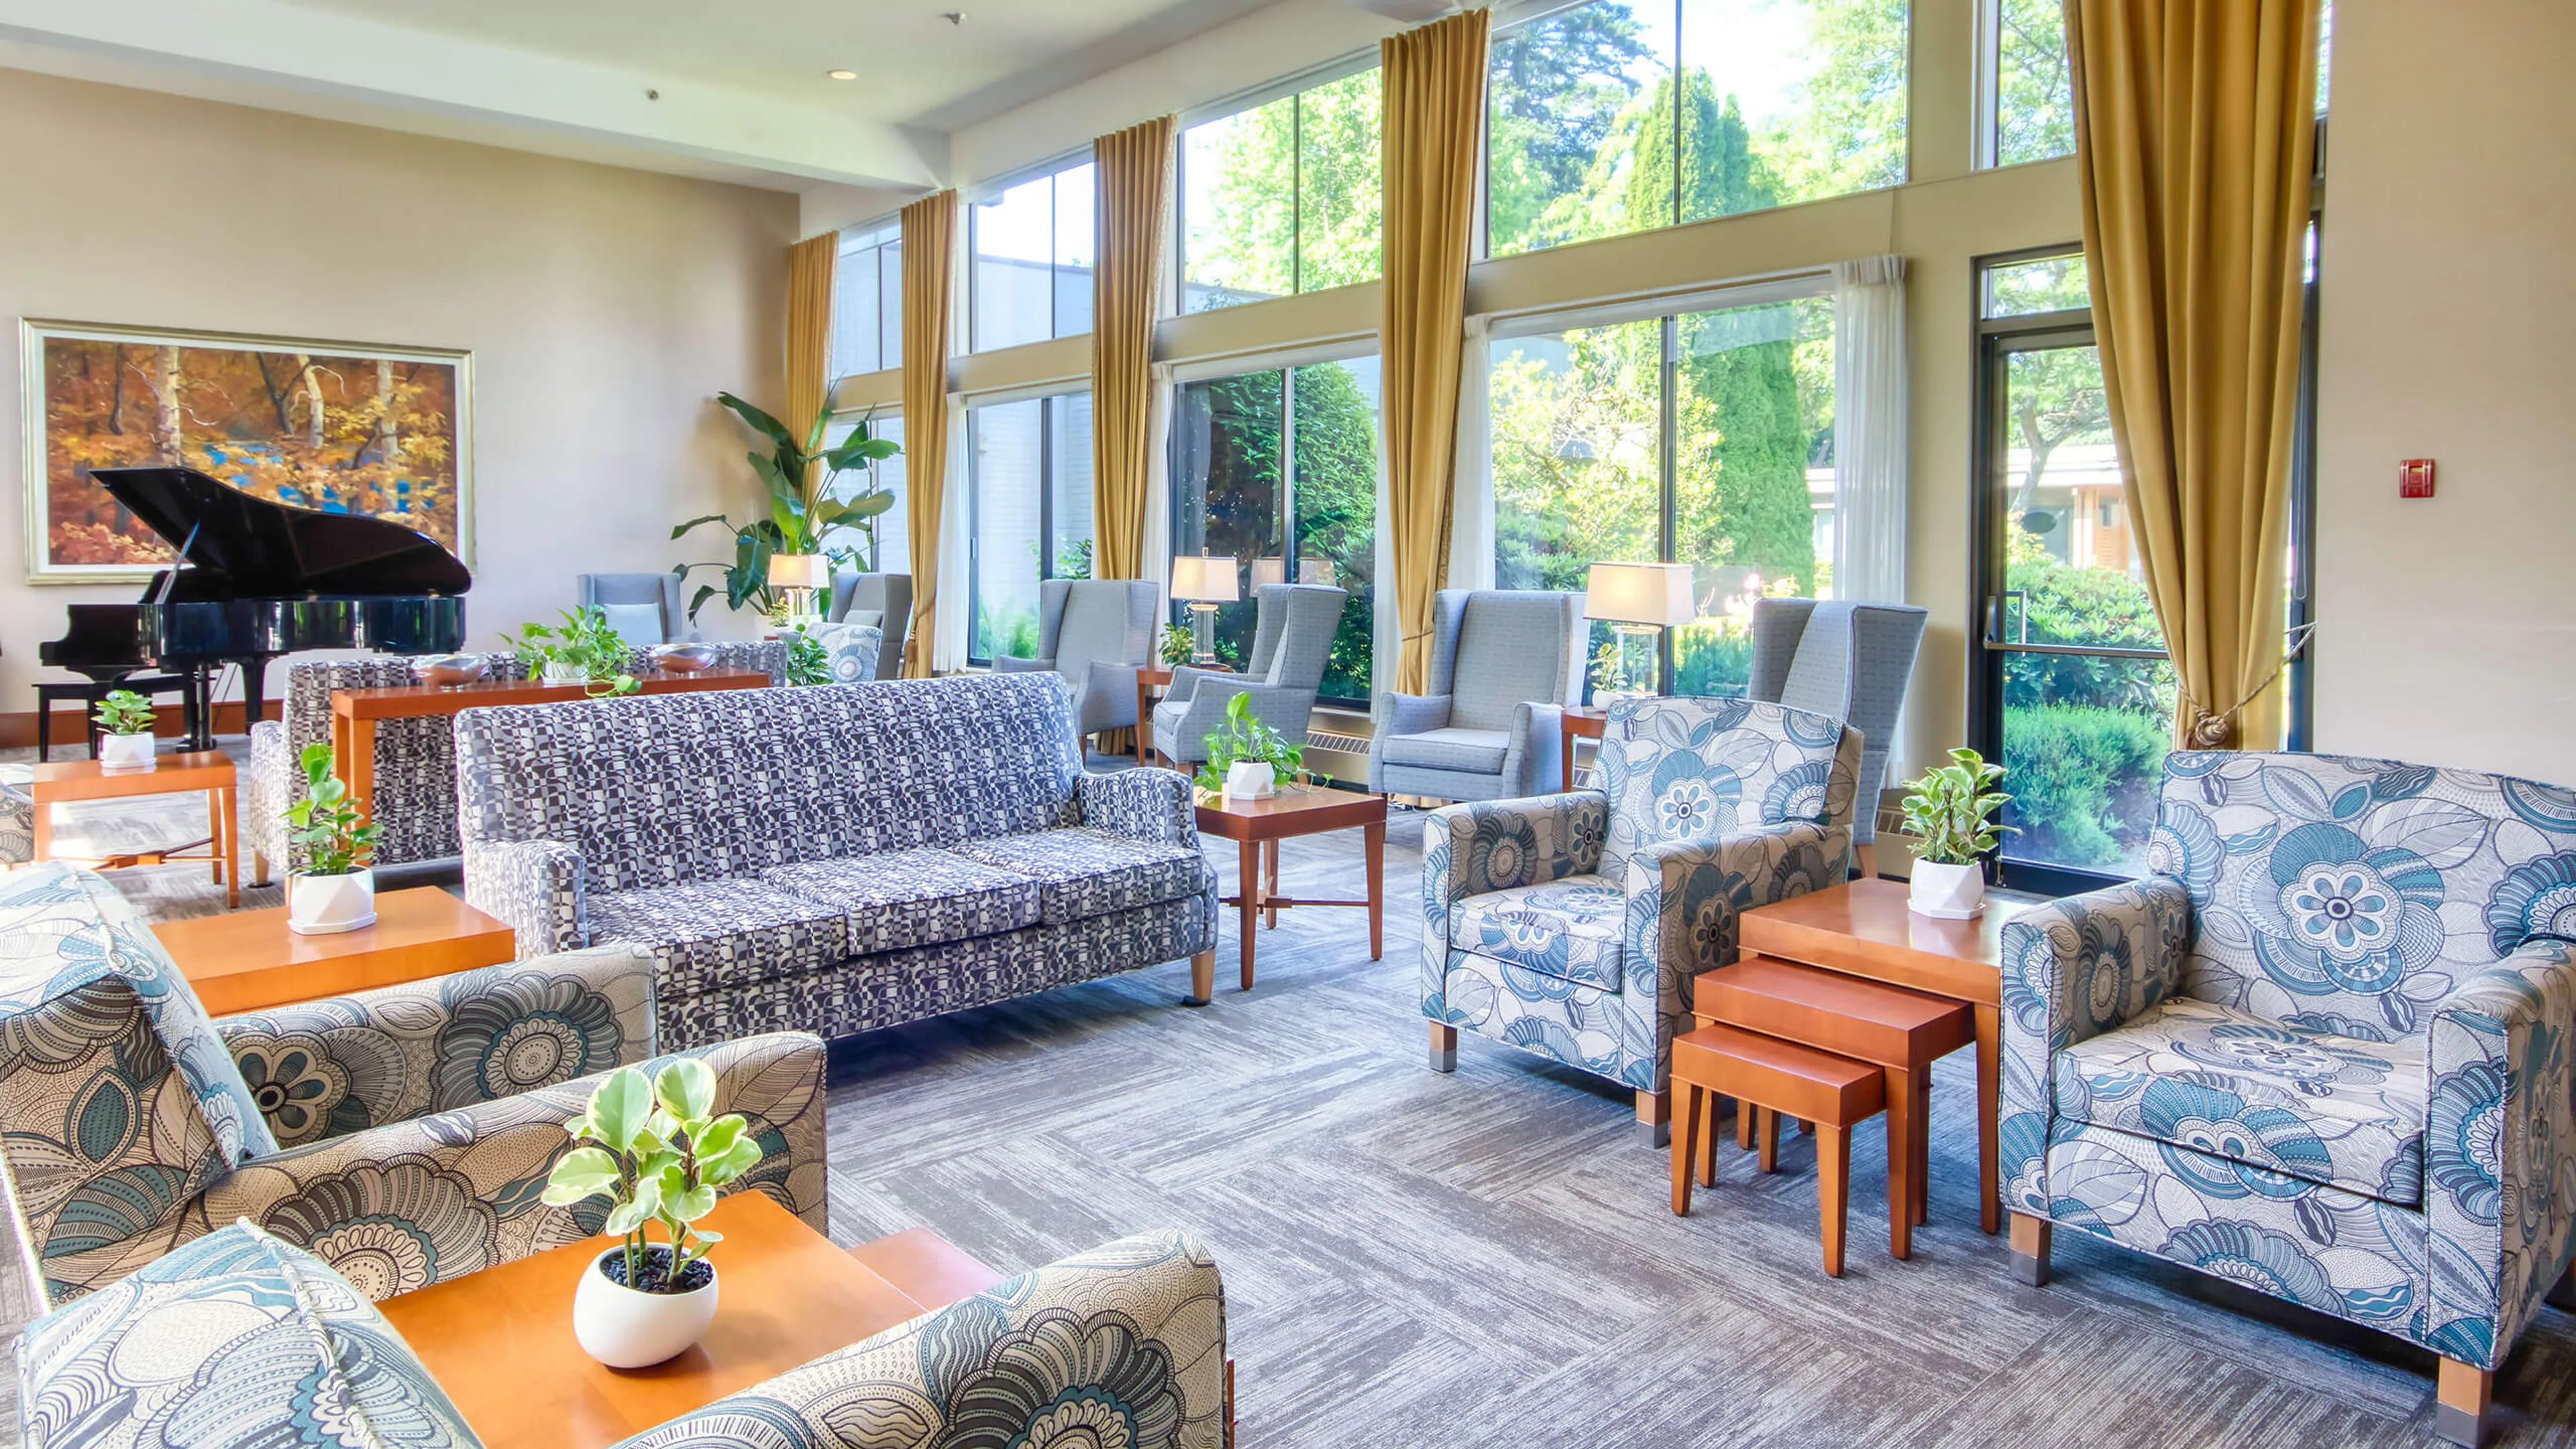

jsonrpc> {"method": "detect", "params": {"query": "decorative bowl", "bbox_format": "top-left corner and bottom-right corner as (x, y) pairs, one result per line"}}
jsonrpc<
(649, 643), (718, 674)
(413, 654), (487, 688)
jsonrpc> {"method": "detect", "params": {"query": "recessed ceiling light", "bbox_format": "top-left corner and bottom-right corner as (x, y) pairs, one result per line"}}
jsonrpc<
(826, 69), (858, 80)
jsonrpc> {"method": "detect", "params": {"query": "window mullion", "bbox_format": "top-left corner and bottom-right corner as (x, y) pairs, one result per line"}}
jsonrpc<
(1279, 370), (1299, 580)
(1658, 313), (1680, 692)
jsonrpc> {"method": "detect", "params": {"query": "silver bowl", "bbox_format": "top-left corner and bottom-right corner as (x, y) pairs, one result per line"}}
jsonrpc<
(413, 653), (487, 688)
(649, 643), (718, 674)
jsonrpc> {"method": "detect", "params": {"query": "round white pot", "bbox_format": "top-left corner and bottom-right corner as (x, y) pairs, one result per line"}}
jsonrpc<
(1223, 760), (1277, 801)
(1909, 858), (1987, 920)
(97, 732), (156, 771)
(541, 661), (588, 687)
(572, 1249), (718, 1368)
(288, 869), (378, 935)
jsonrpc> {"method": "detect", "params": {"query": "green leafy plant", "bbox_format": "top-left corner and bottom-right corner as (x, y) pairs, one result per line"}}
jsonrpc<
(505, 607), (641, 697)
(674, 396), (898, 623)
(782, 622), (833, 688)
(539, 1059), (765, 1295)
(1158, 623), (1195, 667)
(1055, 539), (1093, 580)
(284, 742), (382, 876)
(93, 690), (154, 737)
(1900, 747), (2016, 867)
(1194, 689), (1305, 794)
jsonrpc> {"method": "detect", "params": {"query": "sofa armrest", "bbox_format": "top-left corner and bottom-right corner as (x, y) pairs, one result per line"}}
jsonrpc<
(991, 655), (1055, 674)
(2425, 937), (2576, 1364)
(1077, 767), (1199, 848)
(212, 944), (659, 1148)
(610, 1230), (1228, 1449)
(240, 718), (295, 876)
(463, 839), (587, 958)
(202, 1030), (828, 1299)
(1994, 876), (2193, 1214)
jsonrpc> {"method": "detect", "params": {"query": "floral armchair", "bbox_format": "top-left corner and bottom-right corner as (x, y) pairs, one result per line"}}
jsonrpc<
(2000, 751), (2576, 1446)
(0, 863), (826, 1309)
(1421, 696), (1862, 1144)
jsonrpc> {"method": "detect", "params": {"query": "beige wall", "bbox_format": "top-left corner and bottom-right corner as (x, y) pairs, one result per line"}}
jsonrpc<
(0, 68), (796, 705)
(2312, 0), (2576, 783)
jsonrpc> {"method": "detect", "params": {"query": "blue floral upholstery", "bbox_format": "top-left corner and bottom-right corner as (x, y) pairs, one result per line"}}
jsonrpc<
(0, 762), (33, 865)
(1423, 696), (1861, 1099)
(2002, 750), (2576, 1378)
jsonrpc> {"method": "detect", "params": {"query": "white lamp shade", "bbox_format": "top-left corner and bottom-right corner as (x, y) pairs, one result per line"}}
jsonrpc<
(1583, 561), (1695, 627)
(1170, 554), (1240, 603)
(1298, 559), (1338, 586)
(767, 553), (831, 590)
(1248, 557), (1287, 588)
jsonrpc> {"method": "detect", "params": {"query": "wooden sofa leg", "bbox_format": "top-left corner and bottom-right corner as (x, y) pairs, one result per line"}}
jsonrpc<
(2436, 1358), (2493, 1447)
(1428, 1021), (1457, 1073)
(1637, 1088), (1670, 1149)
(2007, 1212), (2051, 1287)
(1185, 950), (1214, 1007)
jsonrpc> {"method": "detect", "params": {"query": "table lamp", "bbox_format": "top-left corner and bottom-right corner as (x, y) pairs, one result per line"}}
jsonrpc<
(1169, 554), (1238, 665)
(1584, 561), (1695, 699)
(1248, 557), (1287, 589)
(767, 553), (831, 626)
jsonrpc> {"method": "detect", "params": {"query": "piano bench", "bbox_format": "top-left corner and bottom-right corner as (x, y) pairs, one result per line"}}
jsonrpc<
(36, 675), (201, 762)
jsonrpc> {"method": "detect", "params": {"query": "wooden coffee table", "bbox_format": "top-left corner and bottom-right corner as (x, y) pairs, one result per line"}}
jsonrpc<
(152, 887), (516, 1016)
(30, 751), (239, 908)
(1736, 878), (2014, 1234)
(379, 1191), (1003, 1449)
(1194, 784), (1387, 993)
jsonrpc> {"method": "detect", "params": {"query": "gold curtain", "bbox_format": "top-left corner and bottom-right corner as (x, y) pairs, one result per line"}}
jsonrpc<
(784, 234), (837, 498)
(900, 191), (958, 678)
(1381, 8), (1491, 692)
(2068, 0), (2320, 750)
(1090, 115), (1177, 583)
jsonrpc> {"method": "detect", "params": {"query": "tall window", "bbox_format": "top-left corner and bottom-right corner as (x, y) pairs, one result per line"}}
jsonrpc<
(1491, 291), (1834, 699)
(1170, 357), (1380, 702)
(1984, 0), (2328, 168)
(970, 160), (1096, 352)
(1485, 0), (1909, 259)
(1180, 66), (1384, 312)
(823, 413), (908, 576)
(830, 223), (904, 380)
(967, 392), (1094, 662)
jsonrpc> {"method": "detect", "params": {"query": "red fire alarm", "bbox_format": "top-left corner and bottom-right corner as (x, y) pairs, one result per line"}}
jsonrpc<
(2400, 458), (2437, 498)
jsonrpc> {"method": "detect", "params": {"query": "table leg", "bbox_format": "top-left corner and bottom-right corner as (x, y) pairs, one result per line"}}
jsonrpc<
(1235, 838), (1258, 991)
(1820, 1124), (1851, 1278)
(1884, 1064), (1913, 1260)
(1364, 820), (1385, 961)
(221, 785), (239, 909)
(1975, 1002), (2000, 1236)
(1914, 1063), (1931, 1226)
(36, 696), (50, 764)
(32, 796), (50, 864)
(207, 787), (223, 885)
(339, 713), (378, 826)
(1134, 681), (1150, 765)
(1670, 1083), (1701, 1216)
(1263, 839), (1280, 930)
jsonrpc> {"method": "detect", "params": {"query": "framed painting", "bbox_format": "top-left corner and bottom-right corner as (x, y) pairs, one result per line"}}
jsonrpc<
(21, 319), (473, 584)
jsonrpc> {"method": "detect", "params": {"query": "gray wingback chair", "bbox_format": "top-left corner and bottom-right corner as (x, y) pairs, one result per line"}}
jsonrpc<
(1369, 589), (1585, 803)
(1746, 597), (1927, 876)
(828, 570), (914, 681)
(577, 572), (688, 645)
(1152, 582), (1346, 767)
(994, 578), (1161, 739)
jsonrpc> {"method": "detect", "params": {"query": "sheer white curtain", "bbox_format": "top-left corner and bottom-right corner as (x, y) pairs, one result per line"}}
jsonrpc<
(1831, 254), (1908, 605)
(932, 393), (972, 672)
(1141, 363), (1175, 621)
(1448, 315), (1496, 594)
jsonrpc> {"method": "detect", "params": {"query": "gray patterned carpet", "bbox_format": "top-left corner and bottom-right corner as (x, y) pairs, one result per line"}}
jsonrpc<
(9, 752), (2576, 1446)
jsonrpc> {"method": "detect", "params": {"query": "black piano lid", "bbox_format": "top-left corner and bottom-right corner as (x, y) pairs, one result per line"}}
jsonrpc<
(90, 466), (471, 598)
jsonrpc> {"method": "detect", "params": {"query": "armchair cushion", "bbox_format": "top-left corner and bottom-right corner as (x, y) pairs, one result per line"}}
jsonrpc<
(761, 849), (1043, 954)
(1452, 874), (1625, 991)
(945, 828), (1212, 926)
(1382, 727), (1511, 775)
(585, 882), (853, 1002)
(2053, 997), (2428, 1203)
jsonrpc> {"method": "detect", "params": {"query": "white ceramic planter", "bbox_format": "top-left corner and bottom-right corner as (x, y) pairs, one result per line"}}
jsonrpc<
(541, 661), (588, 687)
(1909, 858), (1987, 920)
(288, 869), (378, 935)
(1223, 760), (1277, 801)
(97, 733), (156, 771)
(572, 1250), (718, 1368)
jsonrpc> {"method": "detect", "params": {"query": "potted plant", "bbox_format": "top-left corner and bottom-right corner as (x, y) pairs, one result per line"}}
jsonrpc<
(283, 741), (384, 934)
(1197, 690), (1304, 802)
(1898, 747), (2015, 919)
(539, 1058), (766, 1368)
(1158, 623), (1195, 669)
(674, 396), (898, 625)
(93, 690), (156, 771)
(505, 607), (642, 697)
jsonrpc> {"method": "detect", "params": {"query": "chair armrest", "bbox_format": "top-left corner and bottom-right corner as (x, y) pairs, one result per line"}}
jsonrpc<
(1368, 692), (1453, 792)
(203, 1030), (828, 1299)
(991, 655), (1055, 674)
(1158, 677), (1305, 758)
(1077, 767), (1200, 848)
(611, 1230), (1227, 1449)
(1619, 819), (1847, 1010)
(1499, 700), (1570, 796)
(2426, 937), (2576, 1361)
(463, 839), (587, 957)
(1423, 792), (1609, 913)
(1994, 876), (2193, 1214)
(212, 945), (659, 1148)
(1077, 658), (1145, 733)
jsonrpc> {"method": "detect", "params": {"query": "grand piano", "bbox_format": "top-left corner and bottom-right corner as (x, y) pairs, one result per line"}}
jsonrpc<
(39, 466), (471, 751)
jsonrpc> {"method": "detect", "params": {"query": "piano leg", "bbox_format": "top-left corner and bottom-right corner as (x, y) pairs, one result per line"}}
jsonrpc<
(239, 656), (268, 730)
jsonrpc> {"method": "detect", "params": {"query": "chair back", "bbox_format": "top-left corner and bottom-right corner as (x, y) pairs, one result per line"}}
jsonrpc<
(1748, 598), (1927, 846)
(1440, 590), (1585, 731)
(2153, 751), (2576, 1041)
(280, 653), (527, 865)
(1246, 583), (1346, 688)
(1043, 579), (1158, 679)
(577, 573), (684, 645)
(1597, 696), (1862, 884)
(828, 571), (913, 680)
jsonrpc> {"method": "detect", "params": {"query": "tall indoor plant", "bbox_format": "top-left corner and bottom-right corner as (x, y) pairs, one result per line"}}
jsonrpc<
(674, 395), (899, 625)
(1898, 747), (2014, 919)
(283, 742), (384, 934)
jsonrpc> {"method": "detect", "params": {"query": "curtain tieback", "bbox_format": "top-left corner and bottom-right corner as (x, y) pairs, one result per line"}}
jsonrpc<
(2180, 621), (2316, 749)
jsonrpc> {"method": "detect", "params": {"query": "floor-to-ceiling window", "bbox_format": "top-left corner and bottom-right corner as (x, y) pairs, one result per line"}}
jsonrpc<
(1179, 64), (1384, 311)
(821, 411), (908, 576)
(967, 390), (1093, 662)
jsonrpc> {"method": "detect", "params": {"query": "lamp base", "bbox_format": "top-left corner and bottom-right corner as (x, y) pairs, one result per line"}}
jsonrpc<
(1189, 604), (1219, 666)
(1613, 623), (1662, 697)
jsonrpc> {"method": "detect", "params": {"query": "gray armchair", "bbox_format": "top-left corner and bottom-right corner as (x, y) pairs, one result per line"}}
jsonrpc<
(1746, 598), (1927, 875)
(1368, 589), (1585, 803)
(994, 578), (1160, 739)
(1152, 582), (1346, 767)
(828, 570), (914, 680)
(577, 572), (688, 645)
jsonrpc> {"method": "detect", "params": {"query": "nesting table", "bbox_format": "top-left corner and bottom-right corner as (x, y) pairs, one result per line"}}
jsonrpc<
(152, 887), (517, 1016)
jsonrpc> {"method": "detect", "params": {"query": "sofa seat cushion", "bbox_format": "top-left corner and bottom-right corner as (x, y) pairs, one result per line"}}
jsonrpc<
(2053, 996), (2427, 1205)
(586, 879), (853, 1001)
(762, 849), (1043, 954)
(945, 828), (1210, 925)
(1381, 727), (1510, 775)
(1452, 874), (1625, 991)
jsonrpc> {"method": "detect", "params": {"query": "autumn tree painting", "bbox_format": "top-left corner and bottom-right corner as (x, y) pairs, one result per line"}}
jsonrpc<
(32, 325), (467, 579)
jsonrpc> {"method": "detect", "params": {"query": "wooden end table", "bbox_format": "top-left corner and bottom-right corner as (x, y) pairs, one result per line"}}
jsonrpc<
(379, 1191), (1004, 1449)
(1736, 878), (2012, 1234)
(1562, 705), (1610, 786)
(152, 887), (516, 1016)
(1194, 784), (1387, 994)
(30, 751), (239, 908)
(1134, 662), (1233, 766)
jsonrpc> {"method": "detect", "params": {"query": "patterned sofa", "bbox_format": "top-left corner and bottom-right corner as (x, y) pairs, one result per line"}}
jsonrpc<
(0, 862), (826, 1309)
(1422, 696), (1861, 1144)
(17, 1219), (1228, 1449)
(455, 672), (1220, 1048)
(2001, 751), (2576, 1446)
